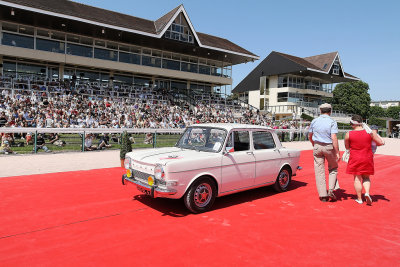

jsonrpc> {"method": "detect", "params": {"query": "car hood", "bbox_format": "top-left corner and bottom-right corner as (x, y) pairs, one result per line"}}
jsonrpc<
(125, 147), (218, 166)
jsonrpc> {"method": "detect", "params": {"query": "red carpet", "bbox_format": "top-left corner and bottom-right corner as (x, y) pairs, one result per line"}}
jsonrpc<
(0, 151), (399, 266)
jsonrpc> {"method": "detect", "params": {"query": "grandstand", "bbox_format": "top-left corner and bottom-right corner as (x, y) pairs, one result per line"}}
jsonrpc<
(0, 0), (259, 113)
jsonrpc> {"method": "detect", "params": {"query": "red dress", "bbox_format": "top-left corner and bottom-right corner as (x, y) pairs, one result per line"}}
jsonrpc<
(346, 130), (374, 175)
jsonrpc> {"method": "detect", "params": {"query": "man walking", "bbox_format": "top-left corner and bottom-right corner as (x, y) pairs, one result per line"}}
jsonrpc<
(308, 103), (340, 202)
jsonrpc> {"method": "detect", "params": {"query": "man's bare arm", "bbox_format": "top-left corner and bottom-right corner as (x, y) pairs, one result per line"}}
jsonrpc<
(309, 132), (314, 146)
(331, 133), (340, 161)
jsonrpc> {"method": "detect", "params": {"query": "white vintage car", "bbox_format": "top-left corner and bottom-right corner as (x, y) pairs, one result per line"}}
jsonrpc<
(122, 123), (301, 213)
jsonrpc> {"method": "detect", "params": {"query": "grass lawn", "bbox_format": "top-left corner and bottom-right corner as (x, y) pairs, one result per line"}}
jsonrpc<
(8, 133), (181, 154)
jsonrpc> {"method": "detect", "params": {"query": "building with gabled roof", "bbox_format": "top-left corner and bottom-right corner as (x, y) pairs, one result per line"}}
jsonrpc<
(0, 0), (258, 99)
(233, 51), (359, 119)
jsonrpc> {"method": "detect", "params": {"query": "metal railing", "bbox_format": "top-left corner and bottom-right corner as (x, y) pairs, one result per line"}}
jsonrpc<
(0, 128), (184, 154)
(1, 127), (374, 155)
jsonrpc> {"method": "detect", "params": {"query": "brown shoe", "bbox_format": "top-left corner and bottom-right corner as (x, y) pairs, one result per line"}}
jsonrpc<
(328, 190), (337, 202)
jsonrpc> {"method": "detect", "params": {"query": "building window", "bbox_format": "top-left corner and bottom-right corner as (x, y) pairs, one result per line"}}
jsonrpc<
(277, 92), (304, 103)
(94, 48), (117, 61)
(199, 65), (211, 75)
(162, 59), (180, 70)
(1, 32), (34, 49)
(119, 52), (140, 65)
(181, 62), (198, 73)
(171, 81), (187, 90)
(332, 58), (340, 75)
(164, 13), (194, 44)
(142, 55), (162, 68)
(0, 22), (232, 78)
(66, 43), (93, 58)
(278, 76), (288, 87)
(134, 77), (151, 87)
(36, 38), (65, 54)
(113, 75), (133, 85)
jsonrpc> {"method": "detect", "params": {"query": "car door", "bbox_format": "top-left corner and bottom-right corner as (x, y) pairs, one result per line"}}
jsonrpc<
(221, 130), (255, 193)
(252, 131), (282, 186)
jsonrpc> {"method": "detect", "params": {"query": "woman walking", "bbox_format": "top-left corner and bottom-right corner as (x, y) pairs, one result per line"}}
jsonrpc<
(345, 115), (384, 205)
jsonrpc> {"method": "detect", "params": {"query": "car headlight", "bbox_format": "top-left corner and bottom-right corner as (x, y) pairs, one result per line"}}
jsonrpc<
(154, 164), (165, 180)
(124, 158), (131, 169)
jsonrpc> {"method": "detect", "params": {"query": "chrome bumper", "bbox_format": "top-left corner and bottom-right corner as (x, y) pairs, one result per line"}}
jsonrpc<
(122, 174), (177, 198)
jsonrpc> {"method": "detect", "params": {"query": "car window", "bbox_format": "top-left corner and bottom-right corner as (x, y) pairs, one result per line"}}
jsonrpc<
(176, 127), (226, 152)
(227, 131), (250, 152)
(253, 131), (275, 150)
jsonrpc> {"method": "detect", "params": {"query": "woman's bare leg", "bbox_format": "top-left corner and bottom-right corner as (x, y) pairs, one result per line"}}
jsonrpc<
(362, 175), (371, 195)
(363, 175), (372, 205)
(354, 175), (363, 201)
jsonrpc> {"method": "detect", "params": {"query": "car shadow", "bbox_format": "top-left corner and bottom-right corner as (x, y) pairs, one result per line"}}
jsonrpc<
(132, 179), (308, 217)
(334, 189), (390, 202)
(212, 180), (307, 211)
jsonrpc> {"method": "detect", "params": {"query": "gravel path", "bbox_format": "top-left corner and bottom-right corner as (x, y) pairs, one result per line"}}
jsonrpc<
(1, 138), (399, 178)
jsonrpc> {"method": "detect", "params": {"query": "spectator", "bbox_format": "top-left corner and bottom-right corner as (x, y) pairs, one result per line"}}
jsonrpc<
(345, 115), (384, 205)
(84, 133), (96, 151)
(308, 103), (340, 202)
(97, 133), (112, 150)
(34, 133), (51, 153)
(26, 132), (33, 145)
(0, 140), (16, 154)
(144, 132), (153, 144)
(0, 111), (8, 127)
(48, 133), (60, 144)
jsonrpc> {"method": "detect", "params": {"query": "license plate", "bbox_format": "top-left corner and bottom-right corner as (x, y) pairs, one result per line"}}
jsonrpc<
(126, 169), (132, 178)
(137, 186), (151, 195)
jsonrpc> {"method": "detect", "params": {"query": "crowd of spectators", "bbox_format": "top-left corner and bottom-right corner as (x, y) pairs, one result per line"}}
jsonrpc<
(0, 78), (311, 153)
(0, 87), (310, 130)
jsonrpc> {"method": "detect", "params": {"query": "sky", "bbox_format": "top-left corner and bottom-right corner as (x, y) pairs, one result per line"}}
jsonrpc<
(76, 0), (400, 101)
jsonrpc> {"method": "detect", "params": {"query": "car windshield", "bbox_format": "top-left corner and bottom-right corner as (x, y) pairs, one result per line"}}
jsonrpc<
(176, 127), (227, 152)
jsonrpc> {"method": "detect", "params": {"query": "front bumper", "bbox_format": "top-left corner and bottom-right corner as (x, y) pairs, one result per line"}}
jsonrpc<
(122, 174), (177, 198)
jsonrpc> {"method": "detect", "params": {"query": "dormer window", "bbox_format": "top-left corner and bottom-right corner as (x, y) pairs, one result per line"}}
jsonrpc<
(164, 13), (194, 44)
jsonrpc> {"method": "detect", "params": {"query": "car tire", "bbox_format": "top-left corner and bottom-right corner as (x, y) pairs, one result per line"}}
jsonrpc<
(184, 177), (217, 213)
(273, 167), (292, 192)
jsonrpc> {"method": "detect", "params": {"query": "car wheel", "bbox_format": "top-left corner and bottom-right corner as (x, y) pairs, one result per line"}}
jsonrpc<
(273, 167), (292, 192)
(184, 177), (217, 213)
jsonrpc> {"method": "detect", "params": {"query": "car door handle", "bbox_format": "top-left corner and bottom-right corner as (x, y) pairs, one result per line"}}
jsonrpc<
(246, 152), (253, 155)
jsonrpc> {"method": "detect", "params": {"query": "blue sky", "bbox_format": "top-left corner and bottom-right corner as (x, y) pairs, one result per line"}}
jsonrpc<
(76, 0), (400, 101)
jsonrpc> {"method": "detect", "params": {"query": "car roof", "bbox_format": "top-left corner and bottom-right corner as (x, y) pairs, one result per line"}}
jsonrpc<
(191, 123), (272, 131)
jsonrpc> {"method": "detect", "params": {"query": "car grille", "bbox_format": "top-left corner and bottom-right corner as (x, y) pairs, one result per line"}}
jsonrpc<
(132, 169), (152, 180)
(132, 169), (166, 186)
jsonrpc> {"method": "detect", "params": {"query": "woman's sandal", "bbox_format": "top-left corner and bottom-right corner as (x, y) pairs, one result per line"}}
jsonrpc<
(364, 194), (372, 206)
(354, 199), (363, 204)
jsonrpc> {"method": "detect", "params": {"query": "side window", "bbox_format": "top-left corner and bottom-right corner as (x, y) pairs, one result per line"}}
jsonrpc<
(253, 131), (276, 150)
(227, 131), (250, 152)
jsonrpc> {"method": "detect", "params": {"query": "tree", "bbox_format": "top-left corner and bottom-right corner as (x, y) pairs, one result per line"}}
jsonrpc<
(386, 106), (400, 120)
(369, 106), (386, 118)
(331, 81), (371, 118)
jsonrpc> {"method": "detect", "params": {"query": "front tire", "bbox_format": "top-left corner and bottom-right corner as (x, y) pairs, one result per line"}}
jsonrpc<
(274, 167), (292, 192)
(184, 177), (217, 213)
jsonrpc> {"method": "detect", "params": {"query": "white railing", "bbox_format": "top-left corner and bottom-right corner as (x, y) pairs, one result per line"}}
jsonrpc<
(0, 127), (185, 134)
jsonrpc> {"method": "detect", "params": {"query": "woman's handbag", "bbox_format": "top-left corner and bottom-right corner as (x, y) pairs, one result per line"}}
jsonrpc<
(342, 150), (350, 163)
